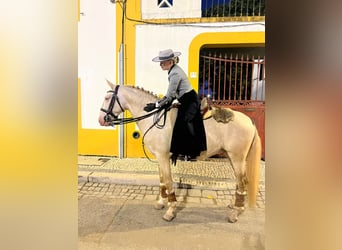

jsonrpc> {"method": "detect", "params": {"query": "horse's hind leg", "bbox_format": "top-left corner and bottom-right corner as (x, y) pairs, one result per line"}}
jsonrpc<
(227, 155), (248, 223)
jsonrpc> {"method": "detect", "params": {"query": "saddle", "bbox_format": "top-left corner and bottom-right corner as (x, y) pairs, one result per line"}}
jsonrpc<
(201, 98), (234, 123)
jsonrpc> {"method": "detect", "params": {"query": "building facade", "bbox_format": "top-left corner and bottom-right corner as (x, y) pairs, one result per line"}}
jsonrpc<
(78, 0), (265, 157)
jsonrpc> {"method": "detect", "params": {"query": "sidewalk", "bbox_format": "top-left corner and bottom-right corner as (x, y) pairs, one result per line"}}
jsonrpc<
(78, 155), (265, 208)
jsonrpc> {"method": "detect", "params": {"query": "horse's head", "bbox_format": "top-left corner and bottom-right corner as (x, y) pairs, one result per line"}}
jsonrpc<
(98, 80), (125, 126)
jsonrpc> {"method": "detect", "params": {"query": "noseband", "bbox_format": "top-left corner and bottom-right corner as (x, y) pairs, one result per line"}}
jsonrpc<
(100, 85), (125, 122)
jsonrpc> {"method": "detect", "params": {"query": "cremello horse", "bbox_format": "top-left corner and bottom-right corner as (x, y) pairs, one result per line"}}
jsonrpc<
(98, 81), (261, 223)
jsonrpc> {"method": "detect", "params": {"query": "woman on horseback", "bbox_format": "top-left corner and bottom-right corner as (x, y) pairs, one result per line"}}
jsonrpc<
(143, 49), (207, 164)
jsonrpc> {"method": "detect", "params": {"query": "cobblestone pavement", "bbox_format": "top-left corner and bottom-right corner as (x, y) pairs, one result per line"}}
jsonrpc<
(78, 181), (265, 209)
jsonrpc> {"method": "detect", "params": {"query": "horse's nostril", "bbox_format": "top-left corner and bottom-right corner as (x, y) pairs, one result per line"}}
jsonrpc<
(104, 115), (110, 122)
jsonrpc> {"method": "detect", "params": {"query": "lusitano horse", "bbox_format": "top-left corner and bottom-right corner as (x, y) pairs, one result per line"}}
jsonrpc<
(98, 81), (261, 223)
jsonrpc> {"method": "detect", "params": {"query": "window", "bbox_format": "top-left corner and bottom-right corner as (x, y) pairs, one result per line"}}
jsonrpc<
(158, 0), (173, 8)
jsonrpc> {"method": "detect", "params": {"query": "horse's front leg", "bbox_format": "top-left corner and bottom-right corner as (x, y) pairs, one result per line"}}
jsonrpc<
(155, 154), (177, 221)
(154, 183), (168, 210)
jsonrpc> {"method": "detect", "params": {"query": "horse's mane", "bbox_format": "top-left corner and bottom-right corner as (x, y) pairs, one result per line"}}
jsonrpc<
(126, 85), (159, 99)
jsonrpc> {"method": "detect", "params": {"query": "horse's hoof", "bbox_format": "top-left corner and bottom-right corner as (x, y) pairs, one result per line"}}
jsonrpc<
(227, 205), (244, 223)
(162, 212), (176, 222)
(154, 203), (165, 210)
(227, 211), (239, 223)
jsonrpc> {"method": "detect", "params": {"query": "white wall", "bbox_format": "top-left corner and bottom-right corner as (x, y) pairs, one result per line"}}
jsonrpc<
(78, 0), (116, 129)
(141, 0), (201, 19)
(135, 22), (265, 95)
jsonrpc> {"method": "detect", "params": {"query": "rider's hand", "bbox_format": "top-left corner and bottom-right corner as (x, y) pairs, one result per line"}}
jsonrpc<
(143, 103), (156, 112)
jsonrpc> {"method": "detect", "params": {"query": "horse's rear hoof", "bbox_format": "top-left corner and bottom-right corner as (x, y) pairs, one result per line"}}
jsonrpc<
(162, 212), (176, 222)
(227, 205), (244, 223)
(227, 212), (238, 223)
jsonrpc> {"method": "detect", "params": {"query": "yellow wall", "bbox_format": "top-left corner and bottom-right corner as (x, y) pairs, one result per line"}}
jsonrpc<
(78, 78), (119, 156)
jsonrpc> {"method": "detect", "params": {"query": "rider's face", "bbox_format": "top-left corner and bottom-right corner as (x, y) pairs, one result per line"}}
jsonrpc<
(160, 60), (172, 71)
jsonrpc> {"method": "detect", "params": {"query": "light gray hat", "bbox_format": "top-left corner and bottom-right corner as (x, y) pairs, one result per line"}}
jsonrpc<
(152, 49), (181, 62)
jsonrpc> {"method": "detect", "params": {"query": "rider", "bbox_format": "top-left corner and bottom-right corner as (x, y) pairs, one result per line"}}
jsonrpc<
(143, 49), (207, 164)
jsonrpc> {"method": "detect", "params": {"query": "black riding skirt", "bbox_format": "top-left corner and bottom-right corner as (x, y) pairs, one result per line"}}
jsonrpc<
(170, 90), (207, 159)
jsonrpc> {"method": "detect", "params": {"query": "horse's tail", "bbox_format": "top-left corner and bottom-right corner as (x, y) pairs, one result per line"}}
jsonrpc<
(246, 126), (262, 208)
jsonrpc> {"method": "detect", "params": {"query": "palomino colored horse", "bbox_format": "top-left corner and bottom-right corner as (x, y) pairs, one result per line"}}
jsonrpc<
(98, 81), (261, 223)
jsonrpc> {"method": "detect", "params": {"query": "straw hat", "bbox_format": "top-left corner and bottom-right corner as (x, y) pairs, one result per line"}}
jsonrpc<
(152, 49), (181, 62)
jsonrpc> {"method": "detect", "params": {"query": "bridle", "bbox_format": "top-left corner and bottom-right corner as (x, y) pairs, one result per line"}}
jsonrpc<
(100, 85), (171, 126)
(100, 85), (125, 123)
(100, 85), (174, 162)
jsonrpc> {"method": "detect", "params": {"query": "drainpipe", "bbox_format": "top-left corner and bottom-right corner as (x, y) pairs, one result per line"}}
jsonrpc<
(111, 0), (126, 158)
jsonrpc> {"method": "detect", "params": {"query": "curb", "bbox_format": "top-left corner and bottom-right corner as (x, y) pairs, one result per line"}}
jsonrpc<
(78, 171), (160, 186)
(78, 171), (265, 191)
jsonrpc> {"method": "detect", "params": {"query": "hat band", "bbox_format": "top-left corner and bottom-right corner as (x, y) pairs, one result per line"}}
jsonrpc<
(159, 53), (174, 60)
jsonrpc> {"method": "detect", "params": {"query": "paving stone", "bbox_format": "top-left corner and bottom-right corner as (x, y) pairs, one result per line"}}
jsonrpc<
(187, 189), (202, 197)
(144, 194), (158, 201)
(176, 196), (185, 202)
(112, 189), (121, 195)
(200, 197), (216, 205)
(202, 190), (218, 198)
(175, 188), (188, 196)
(186, 197), (201, 203)
(135, 194), (145, 200)
(217, 190), (224, 195)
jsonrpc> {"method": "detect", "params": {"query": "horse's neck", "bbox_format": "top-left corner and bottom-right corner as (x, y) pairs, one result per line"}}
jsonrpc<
(122, 87), (158, 131)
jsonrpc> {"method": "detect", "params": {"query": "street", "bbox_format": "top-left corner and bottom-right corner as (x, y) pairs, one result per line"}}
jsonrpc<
(78, 181), (265, 250)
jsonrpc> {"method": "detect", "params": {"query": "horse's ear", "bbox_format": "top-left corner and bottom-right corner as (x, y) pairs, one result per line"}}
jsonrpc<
(106, 79), (115, 90)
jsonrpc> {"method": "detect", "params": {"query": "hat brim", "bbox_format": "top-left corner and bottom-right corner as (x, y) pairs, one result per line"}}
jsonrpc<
(152, 51), (181, 62)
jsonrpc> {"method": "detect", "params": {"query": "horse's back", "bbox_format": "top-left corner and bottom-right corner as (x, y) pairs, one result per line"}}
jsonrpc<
(204, 109), (256, 157)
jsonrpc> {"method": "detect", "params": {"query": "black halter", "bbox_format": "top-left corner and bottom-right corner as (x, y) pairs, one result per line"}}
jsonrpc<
(100, 85), (125, 122)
